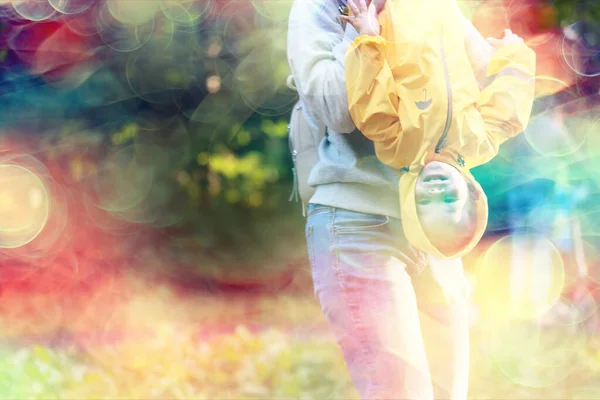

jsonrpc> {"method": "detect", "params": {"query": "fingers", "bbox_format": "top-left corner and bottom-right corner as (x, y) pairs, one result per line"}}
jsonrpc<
(340, 14), (355, 26)
(486, 37), (502, 47)
(503, 28), (524, 42)
(358, 0), (368, 13)
(347, 0), (360, 16)
(487, 31), (524, 48)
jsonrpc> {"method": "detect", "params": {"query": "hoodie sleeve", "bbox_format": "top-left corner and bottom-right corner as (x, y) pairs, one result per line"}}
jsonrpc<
(344, 35), (406, 169)
(467, 41), (536, 168)
(287, 0), (357, 134)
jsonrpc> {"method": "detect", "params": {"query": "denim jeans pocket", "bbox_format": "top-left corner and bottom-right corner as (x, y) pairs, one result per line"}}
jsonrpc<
(332, 209), (390, 234)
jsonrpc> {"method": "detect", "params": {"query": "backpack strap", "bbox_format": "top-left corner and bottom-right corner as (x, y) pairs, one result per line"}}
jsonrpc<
(286, 74), (297, 91)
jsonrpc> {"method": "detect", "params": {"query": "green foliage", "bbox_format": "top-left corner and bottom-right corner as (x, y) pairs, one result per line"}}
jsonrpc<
(200, 151), (278, 205)
(0, 326), (355, 400)
(172, 116), (293, 210)
(260, 119), (289, 139)
(0, 274), (599, 400)
(162, 112), (304, 279)
(1, 317), (600, 400)
(111, 123), (139, 146)
(552, 0), (596, 26)
(165, 189), (307, 281)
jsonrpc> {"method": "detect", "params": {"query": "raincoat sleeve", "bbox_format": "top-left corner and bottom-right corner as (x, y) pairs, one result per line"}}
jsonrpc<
(468, 42), (536, 168)
(287, 0), (357, 134)
(462, 16), (494, 89)
(344, 35), (406, 168)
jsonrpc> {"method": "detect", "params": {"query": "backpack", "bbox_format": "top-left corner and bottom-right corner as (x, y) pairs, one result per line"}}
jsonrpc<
(286, 75), (326, 217)
(286, 0), (347, 217)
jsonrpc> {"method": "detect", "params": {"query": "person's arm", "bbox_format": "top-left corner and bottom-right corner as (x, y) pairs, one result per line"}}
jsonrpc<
(462, 17), (533, 86)
(344, 34), (406, 168)
(462, 15), (494, 89)
(339, 0), (405, 167)
(466, 39), (536, 168)
(287, 0), (357, 133)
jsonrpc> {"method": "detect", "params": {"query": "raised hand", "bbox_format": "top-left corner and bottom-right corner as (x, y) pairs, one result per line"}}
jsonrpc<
(487, 28), (525, 49)
(340, 0), (382, 37)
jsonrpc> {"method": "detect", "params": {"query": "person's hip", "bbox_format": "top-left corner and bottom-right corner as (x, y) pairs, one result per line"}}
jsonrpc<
(305, 203), (426, 286)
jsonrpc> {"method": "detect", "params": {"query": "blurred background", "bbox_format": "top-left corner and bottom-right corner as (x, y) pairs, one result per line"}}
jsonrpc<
(0, 0), (598, 398)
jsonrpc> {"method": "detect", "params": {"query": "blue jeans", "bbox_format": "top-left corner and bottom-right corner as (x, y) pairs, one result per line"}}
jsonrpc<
(305, 204), (470, 400)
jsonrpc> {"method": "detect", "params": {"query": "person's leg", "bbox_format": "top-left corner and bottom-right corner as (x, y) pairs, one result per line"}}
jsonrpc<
(412, 258), (471, 400)
(306, 203), (433, 400)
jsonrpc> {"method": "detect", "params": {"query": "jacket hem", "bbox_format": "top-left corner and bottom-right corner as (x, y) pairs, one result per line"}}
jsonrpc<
(309, 182), (401, 220)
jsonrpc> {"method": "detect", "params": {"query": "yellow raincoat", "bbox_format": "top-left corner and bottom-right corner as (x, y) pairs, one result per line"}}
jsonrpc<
(345, 0), (536, 259)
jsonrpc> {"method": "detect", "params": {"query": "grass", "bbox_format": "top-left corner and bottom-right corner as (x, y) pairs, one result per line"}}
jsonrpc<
(0, 246), (599, 399)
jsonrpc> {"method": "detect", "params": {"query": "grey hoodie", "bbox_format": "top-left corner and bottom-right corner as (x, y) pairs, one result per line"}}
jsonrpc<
(287, 0), (403, 218)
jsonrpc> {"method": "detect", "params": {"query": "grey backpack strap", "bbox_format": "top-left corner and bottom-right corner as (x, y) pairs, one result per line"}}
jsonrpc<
(287, 100), (323, 216)
(286, 74), (298, 91)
